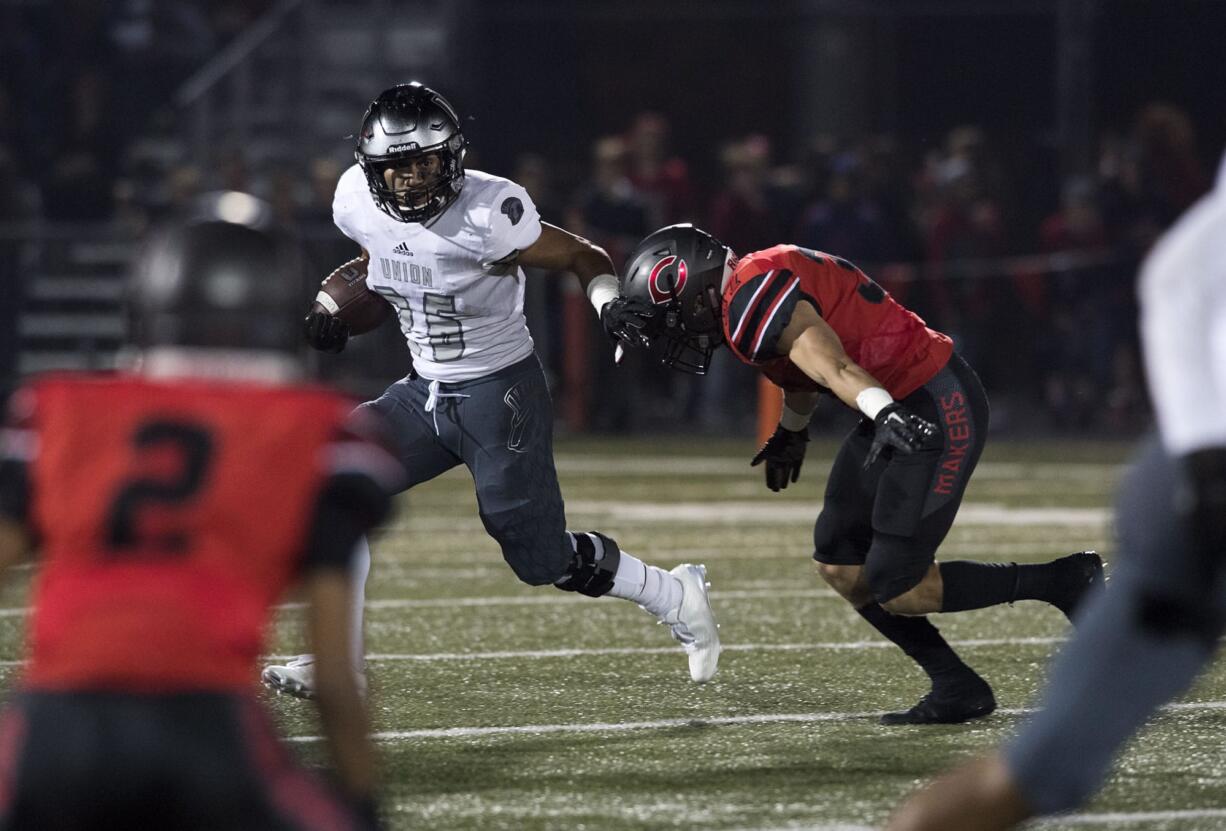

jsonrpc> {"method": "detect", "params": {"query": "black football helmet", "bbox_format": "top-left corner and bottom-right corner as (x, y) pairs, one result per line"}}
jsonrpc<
(355, 82), (468, 223)
(130, 191), (302, 354)
(621, 224), (737, 374)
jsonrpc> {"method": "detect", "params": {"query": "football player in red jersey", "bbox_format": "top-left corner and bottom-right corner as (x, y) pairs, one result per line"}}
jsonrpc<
(0, 192), (400, 828)
(608, 224), (1104, 724)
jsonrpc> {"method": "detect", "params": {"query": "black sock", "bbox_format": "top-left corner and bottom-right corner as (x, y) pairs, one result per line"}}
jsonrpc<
(940, 560), (1070, 612)
(856, 602), (971, 687)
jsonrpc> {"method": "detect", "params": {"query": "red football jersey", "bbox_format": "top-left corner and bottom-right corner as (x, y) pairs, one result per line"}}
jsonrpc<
(722, 245), (953, 398)
(16, 375), (393, 692)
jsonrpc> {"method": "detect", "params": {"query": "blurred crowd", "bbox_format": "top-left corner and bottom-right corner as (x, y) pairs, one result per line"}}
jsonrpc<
(0, 1), (1214, 436)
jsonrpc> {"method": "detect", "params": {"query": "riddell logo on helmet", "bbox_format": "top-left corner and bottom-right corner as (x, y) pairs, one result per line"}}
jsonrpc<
(387, 143), (420, 152)
(648, 256), (688, 304)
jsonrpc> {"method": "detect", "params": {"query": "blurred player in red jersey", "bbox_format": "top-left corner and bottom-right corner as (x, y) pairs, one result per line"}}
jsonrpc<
(0, 192), (402, 828)
(605, 225), (1104, 724)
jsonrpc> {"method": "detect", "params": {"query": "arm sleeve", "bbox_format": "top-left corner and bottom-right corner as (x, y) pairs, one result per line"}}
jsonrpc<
(1140, 193), (1226, 455)
(724, 269), (803, 363)
(482, 181), (542, 268)
(299, 406), (406, 573)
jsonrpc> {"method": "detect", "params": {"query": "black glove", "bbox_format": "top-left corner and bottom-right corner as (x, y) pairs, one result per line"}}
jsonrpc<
(864, 402), (940, 468)
(350, 795), (383, 831)
(304, 311), (350, 354)
(751, 424), (809, 492)
(600, 296), (658, 350)
(1175, 447), (1226, 564)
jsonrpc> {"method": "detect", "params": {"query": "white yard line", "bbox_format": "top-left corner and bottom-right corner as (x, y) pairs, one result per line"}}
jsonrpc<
(552, 455), (1123, 481)
(265, 636), (1067, 664)
(1040, 807), (1226, 825)
(285, 699), (1226, 745)
(562, 500), (1112, 527)
(728, 807), (1226, 831)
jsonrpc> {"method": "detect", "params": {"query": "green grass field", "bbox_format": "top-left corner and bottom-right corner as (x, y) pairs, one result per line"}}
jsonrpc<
(10, 436), (1226, 829)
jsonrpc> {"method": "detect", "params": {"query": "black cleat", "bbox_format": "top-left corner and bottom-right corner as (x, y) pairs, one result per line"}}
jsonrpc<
(1050, 550), (1105, 622)
(880, 676), (996, 726)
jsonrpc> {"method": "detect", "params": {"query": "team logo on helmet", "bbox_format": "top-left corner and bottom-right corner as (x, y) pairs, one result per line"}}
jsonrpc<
(648, 256), (688, 304)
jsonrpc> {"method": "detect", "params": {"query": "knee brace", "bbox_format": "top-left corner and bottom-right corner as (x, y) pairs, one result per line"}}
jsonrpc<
(554, 531), (621, 598)
(1136, 589), (1226, 646)
(864, 552), (928, 605)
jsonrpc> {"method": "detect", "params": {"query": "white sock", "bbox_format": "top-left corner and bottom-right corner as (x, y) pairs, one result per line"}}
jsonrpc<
(608, 550), (683, 619)
(348, 535), (371, 674)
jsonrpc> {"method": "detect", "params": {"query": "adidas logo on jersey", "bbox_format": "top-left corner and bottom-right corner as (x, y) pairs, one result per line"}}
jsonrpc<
(392, 242), (413, 256)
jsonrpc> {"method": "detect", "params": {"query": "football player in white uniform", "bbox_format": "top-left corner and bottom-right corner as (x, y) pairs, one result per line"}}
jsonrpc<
(886, 150), (1226, 830)
(263, 83), (719, 697)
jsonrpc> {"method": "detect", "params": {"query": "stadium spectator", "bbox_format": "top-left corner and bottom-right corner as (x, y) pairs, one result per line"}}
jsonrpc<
(0, 192), (390, 829)
(794, 157), (887, 263)
(886, 147), (1226, 831)
(625, 111), (696, 227)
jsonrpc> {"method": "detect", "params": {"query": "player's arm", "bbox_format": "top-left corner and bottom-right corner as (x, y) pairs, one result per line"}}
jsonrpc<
(751, 387), (824, 492)
(516, 223), (657, 350)
(778, 301), (938, 465)
(303, 566), (375, 810)
(300, 417), (404, 824)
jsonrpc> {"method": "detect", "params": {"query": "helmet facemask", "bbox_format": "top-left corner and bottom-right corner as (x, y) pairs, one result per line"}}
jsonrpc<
(623, 224), (736, 375)
(653, 278), (728, 375)
(359, 134), (466, 223)
(355, 83), (468, 224)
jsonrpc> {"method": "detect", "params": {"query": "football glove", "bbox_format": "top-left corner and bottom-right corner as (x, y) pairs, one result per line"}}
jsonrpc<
(1175, 447), (1226, 567)
(600, 296), (658, 350)
(864, 403), (940, 469)
(304, 311), (350, 354)
(751, 424), (809, 492)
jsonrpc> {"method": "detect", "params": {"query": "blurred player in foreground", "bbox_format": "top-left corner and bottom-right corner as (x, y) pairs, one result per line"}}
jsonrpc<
(0, 192), (399, 829)
(886, 152), (1226, 828)
(615, 225), (1103, 723)
(263, 82), (720, 698)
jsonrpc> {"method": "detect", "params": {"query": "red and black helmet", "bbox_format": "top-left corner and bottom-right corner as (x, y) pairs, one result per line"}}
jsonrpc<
(621, 224), (737, 374)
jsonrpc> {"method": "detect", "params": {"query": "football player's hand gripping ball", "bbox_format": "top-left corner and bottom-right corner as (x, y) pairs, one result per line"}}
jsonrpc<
(304, 311), (351, 354)
(600, 296), (658, 350)
(864, 403), (940, 468)
(752, 425), (809, 492)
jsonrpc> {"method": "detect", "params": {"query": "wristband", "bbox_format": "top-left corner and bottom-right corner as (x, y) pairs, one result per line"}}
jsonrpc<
(855, 386), (894, 420)
(779, 403), (814, 432)
(586, 273), (619, 315)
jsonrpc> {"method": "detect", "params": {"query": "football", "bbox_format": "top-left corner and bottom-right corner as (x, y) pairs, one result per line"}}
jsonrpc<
(312, 255), (393, 335)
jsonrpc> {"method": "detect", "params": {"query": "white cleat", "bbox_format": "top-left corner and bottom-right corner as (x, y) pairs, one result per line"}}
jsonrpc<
(261, 654), (318, 699)
(660, 563), (721, 683)
(261, 655), (368, 700)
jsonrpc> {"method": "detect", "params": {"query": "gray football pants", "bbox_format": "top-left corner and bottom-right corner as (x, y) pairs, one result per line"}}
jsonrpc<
(1005, 436), (1226, 814)
(358, 354), (571, 585)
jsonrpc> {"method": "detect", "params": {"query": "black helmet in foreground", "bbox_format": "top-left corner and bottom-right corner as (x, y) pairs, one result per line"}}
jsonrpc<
(621, 224), (737, 374)
(355, 82), (467, 223)
(130, 191), (301, 354)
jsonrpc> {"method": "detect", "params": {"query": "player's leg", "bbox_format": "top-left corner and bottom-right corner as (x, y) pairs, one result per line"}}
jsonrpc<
(875, 355), (1103, 620)
(263, 375), (462, 699)
(455, 356), (719, 682)
(163, 694), (370, 831)
(814, 418), (987, 723)
(1002, 437), (1225, 815)
(887, 438), (1226, 831)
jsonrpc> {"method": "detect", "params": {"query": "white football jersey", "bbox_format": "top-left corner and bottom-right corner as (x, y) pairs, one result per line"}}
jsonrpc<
(332, 165), (543, 382)
(1140, 150), (1226, 455)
